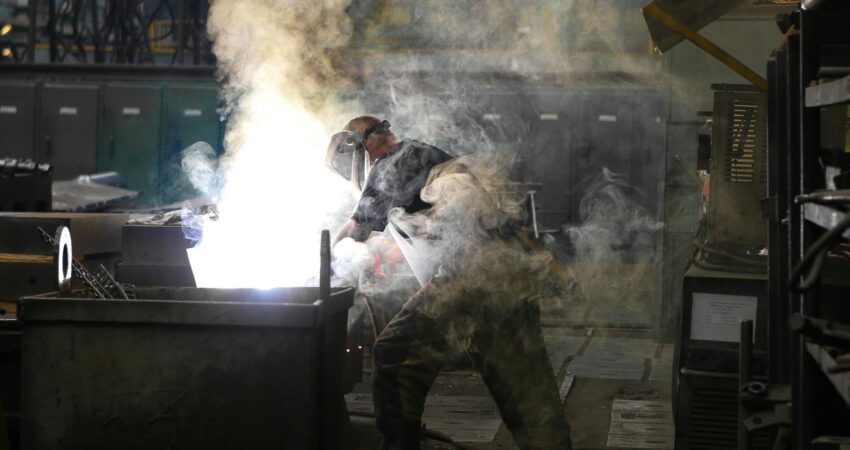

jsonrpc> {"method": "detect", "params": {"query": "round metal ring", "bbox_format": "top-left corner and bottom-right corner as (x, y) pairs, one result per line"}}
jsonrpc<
(56, 226), (73, 291)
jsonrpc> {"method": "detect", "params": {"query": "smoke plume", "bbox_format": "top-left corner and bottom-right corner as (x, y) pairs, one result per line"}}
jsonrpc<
(562, 168), (663, 325)
(187, 0), (359, 288)
(188, 0), (670, 338)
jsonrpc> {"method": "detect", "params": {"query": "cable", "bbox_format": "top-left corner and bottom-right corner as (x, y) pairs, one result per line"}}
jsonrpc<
(692, 239), (765, 266)
(789, 213), (850, 292)
(692, 255), (763, 274)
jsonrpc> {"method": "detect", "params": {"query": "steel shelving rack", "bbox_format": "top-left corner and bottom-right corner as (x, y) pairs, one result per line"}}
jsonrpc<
(768, 3), (850, 449)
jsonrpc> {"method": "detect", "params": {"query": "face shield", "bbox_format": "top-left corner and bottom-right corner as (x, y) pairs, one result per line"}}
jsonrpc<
(325, 130), (367, 191)
(324, 120), (391, 191)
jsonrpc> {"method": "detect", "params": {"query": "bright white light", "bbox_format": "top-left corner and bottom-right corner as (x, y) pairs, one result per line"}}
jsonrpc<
(191, 0), (357, 289)
(187, 87), (357, 288)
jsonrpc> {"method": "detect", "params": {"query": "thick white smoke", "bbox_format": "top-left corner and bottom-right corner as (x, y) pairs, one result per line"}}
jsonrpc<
(187, 0), (359, 288)
(186, 0), (667, 323)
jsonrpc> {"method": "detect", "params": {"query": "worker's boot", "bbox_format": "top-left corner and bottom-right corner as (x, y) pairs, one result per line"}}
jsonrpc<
(380, 419), (421, 450)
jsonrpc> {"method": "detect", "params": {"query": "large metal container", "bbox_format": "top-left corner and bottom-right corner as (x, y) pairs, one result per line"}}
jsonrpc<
(19, 286), (354, 450)
(0, 316), (20, 450)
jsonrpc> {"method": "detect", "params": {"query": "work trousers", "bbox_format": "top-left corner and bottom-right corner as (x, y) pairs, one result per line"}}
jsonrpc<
(372, 280), (572, 450)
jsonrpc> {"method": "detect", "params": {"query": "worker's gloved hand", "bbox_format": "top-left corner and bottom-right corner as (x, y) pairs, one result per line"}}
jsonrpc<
(366, 234), (406, 274)
(331, 237), (372, 284)
(382, 244), (405, 267)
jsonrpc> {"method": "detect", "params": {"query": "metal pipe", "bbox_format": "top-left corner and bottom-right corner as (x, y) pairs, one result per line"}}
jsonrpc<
(320, 229), (330, 303)
(528, 191), (539, 239)
(739, 320), (754, 450)
(26, 0), (37, 62)
(176, 0), (185, 64)
(191, 0), (201, 65)
(678, 368), (738, 379)
(47, 0), (56, 62)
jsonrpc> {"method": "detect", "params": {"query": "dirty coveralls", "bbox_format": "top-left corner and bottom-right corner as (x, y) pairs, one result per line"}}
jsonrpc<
(350, 139), (572, 450)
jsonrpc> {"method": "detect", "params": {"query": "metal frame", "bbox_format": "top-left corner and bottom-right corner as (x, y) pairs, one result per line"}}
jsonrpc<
(5, 0), (214, 65)
(769, 4), (850, 448)
(642, 2), (769, 92)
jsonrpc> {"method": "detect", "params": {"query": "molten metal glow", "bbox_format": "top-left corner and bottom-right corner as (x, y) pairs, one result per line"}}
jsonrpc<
(187, 87), (355, 288)
(0, 25), (11, 36)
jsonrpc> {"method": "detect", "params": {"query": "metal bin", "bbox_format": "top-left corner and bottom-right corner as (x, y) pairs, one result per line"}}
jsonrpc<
(19, 285), (354, 450)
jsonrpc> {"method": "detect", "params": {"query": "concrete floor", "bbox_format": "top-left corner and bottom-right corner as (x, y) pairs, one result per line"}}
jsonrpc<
(348, 326), (674, 450)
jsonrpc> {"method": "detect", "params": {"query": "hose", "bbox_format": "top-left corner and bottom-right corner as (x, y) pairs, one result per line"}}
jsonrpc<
(789, 213), (850, 292)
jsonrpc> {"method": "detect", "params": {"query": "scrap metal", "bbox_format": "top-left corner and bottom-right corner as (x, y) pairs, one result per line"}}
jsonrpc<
(38, 227), (117, 299)
(93, 265), (133, 300)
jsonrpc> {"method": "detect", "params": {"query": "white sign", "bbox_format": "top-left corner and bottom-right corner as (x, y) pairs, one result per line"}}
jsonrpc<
(0, 105), (17, 114)
(690, 292), (757, 343)
(540, 113), (559, 121)
(184, 108), (203, 117)
(598, 114), (618, 122)
(122, 107), (141, 116)
(59, 107), (78, 115)
(482, 113), (501, 121)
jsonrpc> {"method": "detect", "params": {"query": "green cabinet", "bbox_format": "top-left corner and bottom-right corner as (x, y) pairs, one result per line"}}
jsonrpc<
(0, 81), (37, 160)
(159, 83), (223, 203)
(38, 83), (100, 180)
(98, 84), (163, 203)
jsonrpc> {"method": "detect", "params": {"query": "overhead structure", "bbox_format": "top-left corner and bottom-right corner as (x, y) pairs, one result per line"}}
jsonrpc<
(642, 0), (744, 53)
(642, 0), (769, 92)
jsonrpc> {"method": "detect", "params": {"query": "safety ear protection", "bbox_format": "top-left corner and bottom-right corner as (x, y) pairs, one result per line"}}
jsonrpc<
(361, 120), (391, 142)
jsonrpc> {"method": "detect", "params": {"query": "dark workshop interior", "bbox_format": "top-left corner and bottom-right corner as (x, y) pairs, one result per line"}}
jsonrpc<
(1, 0), (849, 449)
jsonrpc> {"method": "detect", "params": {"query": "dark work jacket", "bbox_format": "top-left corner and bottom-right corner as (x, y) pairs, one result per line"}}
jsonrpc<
(351, 139), (453, 231)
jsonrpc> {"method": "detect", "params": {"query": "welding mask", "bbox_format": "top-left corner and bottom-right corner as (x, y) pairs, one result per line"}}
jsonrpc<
(325, 120), (391, 191)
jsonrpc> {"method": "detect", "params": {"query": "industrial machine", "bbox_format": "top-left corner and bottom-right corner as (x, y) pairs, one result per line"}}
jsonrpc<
(708, 85), (768, 250)
(677, 267), (771, 450)
(675, 83), (771, 449)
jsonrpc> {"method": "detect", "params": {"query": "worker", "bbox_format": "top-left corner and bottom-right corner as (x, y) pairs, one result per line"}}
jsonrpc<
(327, 116), (572, 450)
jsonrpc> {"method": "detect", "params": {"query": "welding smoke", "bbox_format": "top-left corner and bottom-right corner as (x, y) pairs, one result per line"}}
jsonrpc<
(180, 141), (222, 199)
(187, 0), (359, 288)
(331, 1), (668, 330)
(372, 155), (568, 345)
(190, 0), (670, 338)
(562, 168), (663, 322)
